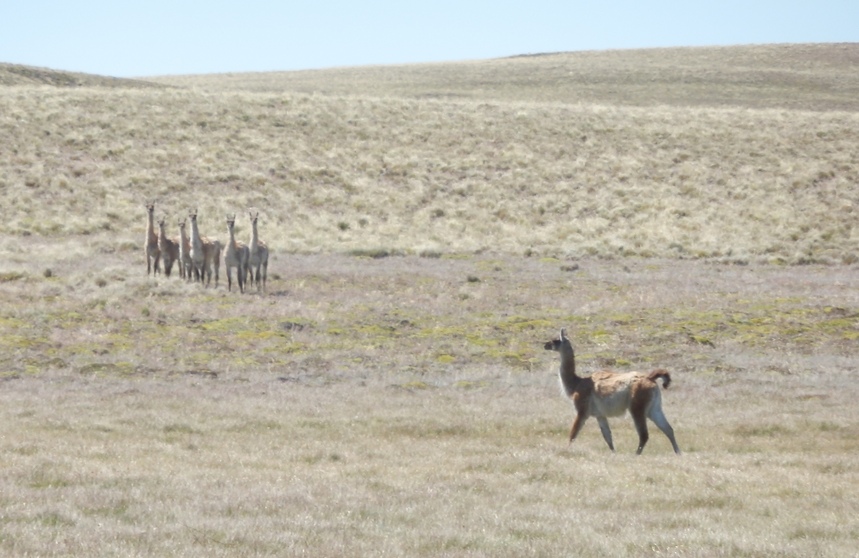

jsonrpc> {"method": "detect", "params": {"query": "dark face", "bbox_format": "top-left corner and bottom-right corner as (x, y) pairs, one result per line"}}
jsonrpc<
(544, 338), (562, 351)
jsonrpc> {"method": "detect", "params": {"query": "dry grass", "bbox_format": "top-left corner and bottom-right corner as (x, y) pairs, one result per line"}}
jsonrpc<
(2, 248), (859, 557)
(150, 43), (859, 112)
(1, 90), (858, 263)
(2, 44), (859, 556)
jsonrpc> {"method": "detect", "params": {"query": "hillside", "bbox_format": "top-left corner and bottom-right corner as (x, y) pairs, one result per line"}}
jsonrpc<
(0, 62), (161, 89)
(149, 43), (859, 112)
(1, 44), (858, 263)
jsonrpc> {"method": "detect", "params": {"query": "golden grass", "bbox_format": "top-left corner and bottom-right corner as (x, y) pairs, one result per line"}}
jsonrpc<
(2, 43), (859, 556)
(2, 85), (858, 262)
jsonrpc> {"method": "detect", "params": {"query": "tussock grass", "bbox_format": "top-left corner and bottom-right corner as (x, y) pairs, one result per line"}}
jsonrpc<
(2, 44), (859, 262)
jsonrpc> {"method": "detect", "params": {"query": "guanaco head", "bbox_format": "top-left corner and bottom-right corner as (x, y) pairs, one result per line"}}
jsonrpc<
(189, 209), (198, 224)
(544, 328), (570, 352)
(178, 218), (186, 230)
(146, 202), (156, 215)
(226, 214), (236, 228)
(249, 210), (259, 224)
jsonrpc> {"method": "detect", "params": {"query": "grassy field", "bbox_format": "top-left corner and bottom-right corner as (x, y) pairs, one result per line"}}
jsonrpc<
(2, 251), (859, 556)
(1, 44), (859, 556)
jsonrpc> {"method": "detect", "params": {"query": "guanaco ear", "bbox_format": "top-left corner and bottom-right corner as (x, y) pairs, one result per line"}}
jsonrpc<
(558, 327), (568, 343)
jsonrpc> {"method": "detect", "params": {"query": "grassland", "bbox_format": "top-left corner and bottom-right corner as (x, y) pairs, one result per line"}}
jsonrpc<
(1, 44), (859, 556)
(2, 44), (859, 262)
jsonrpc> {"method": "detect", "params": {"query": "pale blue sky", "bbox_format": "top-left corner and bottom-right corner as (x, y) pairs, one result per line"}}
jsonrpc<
(1, 1), (856, 77)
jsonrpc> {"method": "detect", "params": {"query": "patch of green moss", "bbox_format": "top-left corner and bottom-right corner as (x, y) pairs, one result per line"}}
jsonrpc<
(77, 362), (136, 377)
(236, 329), (282, 342)
(0, 271), (26, 282)
(400, 380), (432, 390)
(497, 316), (554, 333)
(475, 259), (504, 271)
(453, 380), (488, 390)
(201, 317), (253, 333)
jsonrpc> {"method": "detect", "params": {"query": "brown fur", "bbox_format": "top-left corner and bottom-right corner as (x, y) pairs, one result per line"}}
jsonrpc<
(188, 210), (221, 288)
(544, 328), (681, 455)
(144, 202), (161, 275)
(157, 219), (180, 277)
(247, 210), (269, 292)
(177, 219), (196, 282)
(223, 214), (249, 293)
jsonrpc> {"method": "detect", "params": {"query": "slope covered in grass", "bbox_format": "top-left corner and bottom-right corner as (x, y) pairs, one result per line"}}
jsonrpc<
(3, 45), (859, 262)
(151, 43), (859, 111)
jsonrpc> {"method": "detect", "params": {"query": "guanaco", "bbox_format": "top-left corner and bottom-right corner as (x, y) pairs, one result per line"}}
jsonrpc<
(177, 219), (195, 282)
(188, 210), (221, 288)
(157, 218), (180, 277)
(144, 202), (161, 275)
(544, 328), (680, 455)
(223, 214), (249, 293)
(247, 210), (269, 292)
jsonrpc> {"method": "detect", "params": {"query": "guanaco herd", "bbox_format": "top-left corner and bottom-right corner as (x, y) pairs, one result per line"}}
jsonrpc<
(145, 203), (682, 454)
(144, 202), (269, 293)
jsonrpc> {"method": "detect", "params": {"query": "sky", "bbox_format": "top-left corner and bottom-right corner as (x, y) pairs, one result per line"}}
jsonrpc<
(1, 1), (857, 78)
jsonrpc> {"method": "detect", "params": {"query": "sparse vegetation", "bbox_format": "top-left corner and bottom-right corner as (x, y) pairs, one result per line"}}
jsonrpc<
(1, 44), (859, 556)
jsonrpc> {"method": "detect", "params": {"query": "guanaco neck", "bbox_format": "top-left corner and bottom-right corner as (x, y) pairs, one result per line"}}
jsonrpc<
(189, 217), (202, 248)
(146, 208), (157, 243)
(227, 222), (237, 248)
(558, 341), (580, 397)
(250, 220), (259, 248)
(179, 223), (189, 247)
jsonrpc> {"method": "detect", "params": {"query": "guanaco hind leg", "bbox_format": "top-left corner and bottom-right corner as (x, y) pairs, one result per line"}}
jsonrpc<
(649, 407), (681, 454)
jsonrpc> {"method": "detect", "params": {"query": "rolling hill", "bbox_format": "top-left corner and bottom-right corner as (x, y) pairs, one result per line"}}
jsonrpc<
(1, 43), (858, 263)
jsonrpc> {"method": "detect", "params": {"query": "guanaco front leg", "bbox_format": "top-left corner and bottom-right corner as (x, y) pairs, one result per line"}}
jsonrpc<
(568, 394), (590, 445)
(596, 416), (615, 452)
(632, 412), (650, 455)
